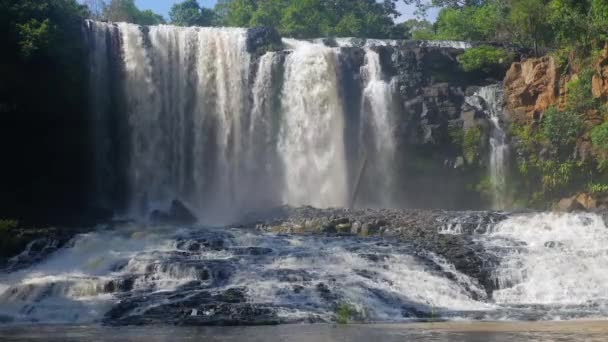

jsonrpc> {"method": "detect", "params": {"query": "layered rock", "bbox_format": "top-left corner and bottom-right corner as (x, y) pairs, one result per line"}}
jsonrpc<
(504, 56), (559, 122)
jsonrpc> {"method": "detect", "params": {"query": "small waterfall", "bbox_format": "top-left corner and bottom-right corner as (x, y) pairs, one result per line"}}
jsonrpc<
(278, 41), (348, 208)
(466, 84), (508, 209)
(358, 49), (397, 207)
(481, 213), (608, 309)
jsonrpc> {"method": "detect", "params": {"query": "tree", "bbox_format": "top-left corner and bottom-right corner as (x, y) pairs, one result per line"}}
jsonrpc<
(433, 3), (503, 41)
(103, 0), (165, 25)
(218, 0), (401, 38)
(170, 0), (217, 27)
(508, 0), (550, 55)
(402, 19), (435, 39)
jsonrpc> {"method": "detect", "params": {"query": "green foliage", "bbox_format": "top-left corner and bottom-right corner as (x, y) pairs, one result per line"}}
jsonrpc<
(509, 120), (589, 207)
(540, 107), (582, 151)
(0, 219), (18, 232)
(170, 0), (217, 27)
(463, 127), (482, 164)
(406, 19), (436, 40)
(102, 0), (165, 25)
(587, 182), (608, 196)
(591, 0), (608, 43)
(16, 19), (51, 58)
(565, 68), (598, 113)
(548, 0), (592, 52)
(591, 122), (608, 150)
(219, 0), (400, 38)
(508, 0), (551, 53)
(457, 46), (513, 73)
(435, 4), (502, 41)
(335, 303), (359, 324)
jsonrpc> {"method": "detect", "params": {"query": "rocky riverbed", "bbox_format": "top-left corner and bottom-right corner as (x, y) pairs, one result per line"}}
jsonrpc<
(1, 207), (608, 326)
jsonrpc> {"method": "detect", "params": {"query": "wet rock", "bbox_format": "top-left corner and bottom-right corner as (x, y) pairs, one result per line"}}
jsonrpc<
(555, 196), (586, 212)
(316, 283), (337, 302)
(150, 199), (197, 225)
(247, 206), (506, 296)
(231, 247), (273, 256)
(544, 241), (564, 249)
(264, 269), (313, 283)
(575, 193), (597, 210)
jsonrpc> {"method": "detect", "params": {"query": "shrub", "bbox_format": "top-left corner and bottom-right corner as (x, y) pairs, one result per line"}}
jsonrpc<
(588, 182), (608, 195)
(463, 126), (482, 164)
(541, 107), (582, 150)
(458, 46), (514, 73)
(591, 121), (608, 149)
(566, 68), (598, 113)
(0, 219), (18, 232)
(335, 303), (359, 324)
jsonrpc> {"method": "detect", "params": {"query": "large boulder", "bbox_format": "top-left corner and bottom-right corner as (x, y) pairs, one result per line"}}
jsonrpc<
(575, 193), (597, 210)
(555, 196), (586, 212)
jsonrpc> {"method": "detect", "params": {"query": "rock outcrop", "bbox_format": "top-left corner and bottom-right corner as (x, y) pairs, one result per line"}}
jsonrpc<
(504, 56), (559, 122)
(245, 206), (507, 297)
(593, 44), (608, 99)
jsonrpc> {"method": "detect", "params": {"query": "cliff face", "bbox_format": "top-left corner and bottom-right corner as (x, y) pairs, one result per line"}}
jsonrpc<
(503, 56), (559, 122)
(592, 44), (608, 100)
(329, 43), (508, 209)
(503, 45), (608, 209)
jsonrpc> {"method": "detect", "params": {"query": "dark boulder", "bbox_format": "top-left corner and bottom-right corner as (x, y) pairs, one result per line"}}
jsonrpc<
(150, 199), (197, 225)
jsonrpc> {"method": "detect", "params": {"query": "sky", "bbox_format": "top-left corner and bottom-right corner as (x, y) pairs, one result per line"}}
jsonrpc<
(134, 0), (439, 22)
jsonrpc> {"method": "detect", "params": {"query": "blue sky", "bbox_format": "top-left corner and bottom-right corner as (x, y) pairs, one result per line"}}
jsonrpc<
(134, 0), (439, 22)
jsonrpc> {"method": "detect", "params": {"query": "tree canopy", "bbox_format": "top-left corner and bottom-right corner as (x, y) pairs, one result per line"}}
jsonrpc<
(215, 0), (403, 38)
(170, 0), (217, 27)
(102, 0), (165, 25)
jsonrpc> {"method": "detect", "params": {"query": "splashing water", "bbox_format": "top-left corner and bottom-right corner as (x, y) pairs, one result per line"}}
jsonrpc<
(0, 224), (489, 324)
(278, 40), (348, 208)
(358, 49), (398, 207)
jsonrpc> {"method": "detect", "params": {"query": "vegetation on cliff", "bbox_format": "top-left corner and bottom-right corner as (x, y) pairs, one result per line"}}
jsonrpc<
(0, 0), (90, 223)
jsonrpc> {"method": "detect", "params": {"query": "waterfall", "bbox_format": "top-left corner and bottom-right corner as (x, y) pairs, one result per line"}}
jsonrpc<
(87, 22), (261, 222)
(466, 84), (509, 209)
(85, 20), (509, 218)
(86, 22), (358, 219)
(358, 49), (397, 207)
(278, 40), (348, 208)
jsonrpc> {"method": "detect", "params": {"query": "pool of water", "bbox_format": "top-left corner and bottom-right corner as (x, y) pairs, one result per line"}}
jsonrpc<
(1, 321), (607, 341)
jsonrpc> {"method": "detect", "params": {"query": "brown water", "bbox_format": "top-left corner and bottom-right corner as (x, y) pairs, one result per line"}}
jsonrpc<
(1, 321), (607, 341)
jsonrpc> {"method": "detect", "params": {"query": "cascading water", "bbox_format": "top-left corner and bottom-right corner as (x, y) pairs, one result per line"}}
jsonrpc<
(4, 211), (608, 324)
(358, 49), (398, 207)
(87, 22), (255, 222)
(87, 23), (368, 220)
(466, 84), (509, 209)
(278, 40), (348, 208)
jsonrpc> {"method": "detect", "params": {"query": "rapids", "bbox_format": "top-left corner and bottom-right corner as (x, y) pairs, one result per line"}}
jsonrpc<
(1, 211), (608, 325)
